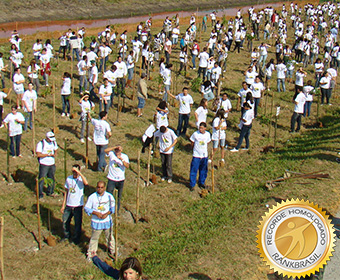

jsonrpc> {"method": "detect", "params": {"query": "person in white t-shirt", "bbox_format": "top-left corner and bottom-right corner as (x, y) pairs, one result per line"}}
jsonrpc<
(39, 48), (51, 87)
(303, 80), (315, 117)
(230, 102), (254, 152)
(216, 93), (232, 120)
(189, 122), (211, 191)
(36, 131), (58, 198)
(319, 72), (331, 105)
(13, 67), (25, 109)
(104, 145), (130, 212)
(168, 87), (194, 136)
(78, 94), (95, 143)
(99, 78), (113, 113)
(290, 88), (306, 133)
(275, 59), (287, 92)
(154, 126), (178, 183)
(32, 39), (42, 61)
(88, 111), (112, 172)
(198, 47), (209, 81)
(194, 98), (208, 128)
(250, 76), (265, 117)
(295, 67), (307, 94)
(27, 59), (41, 95)
(60, 72), (71, 117)
(60, 164), (88, 244)
(113, 56), (127, 97)
(211, 109), (227, 164)
(22, 83), (37, 131)
(89, 60), (99, 102)
(3, 105), (24, 157)
(77, 55), (88, 95)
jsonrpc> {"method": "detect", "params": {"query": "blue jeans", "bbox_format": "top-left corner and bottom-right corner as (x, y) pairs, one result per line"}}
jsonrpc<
(198, 67), (207, 81)
(72, 48), (80, 61)
(24, 111), (32, 131)
(62, 205), (83, 244)
(165, 51), (170, 64)
(236, 124), (252, 149)
(89, 83), (98, 102)
(163, 85), (170, 102)
(259, 54), (267, 69)
(107, 179), (124, 211)
(10, 134), (21, 156)
(38, 164), (56, 197)
(264, 30), (270, 40)
(304, 101), (312, 117)
(61, 95), (70, 114)
(99, 56), (109, 72)
(254, 98), (260, 117)
(96, 144), (107, 171)
(177, 113), (190, 136)
(92, 256), (119, 278)
(190, 157), (208, 188)
(277, 78), (286, 92)
(99, 99), (111, 113)
(137, 97), (145, 109)
(128, 67), (134, 80)
(192, 54), (197, 68)
(79, 75), (88, 93)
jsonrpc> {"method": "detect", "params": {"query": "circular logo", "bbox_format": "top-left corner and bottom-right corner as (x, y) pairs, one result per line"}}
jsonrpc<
(256, 199), (335, 278)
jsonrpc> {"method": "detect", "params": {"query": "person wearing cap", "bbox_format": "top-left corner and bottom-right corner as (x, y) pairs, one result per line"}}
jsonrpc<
(36, 131), (58, 198)
(104, 145), (129, 212)
(87, 111), (112, 172)
(60, 164), (88, 244)
(89, 60), (98, 102)
(3, 105), (25, 158)
(137, 73), (148, 117)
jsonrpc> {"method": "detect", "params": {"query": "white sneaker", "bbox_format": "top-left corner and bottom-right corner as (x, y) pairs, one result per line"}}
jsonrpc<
(241, 148), (249, 151)
(167, 179), (172, 184)
(87, 137), (92, 142)
(230, 148), (239, 152)
(161, 177), (165, 181)
(17, 106), (21, 109)
(80, 138), (85, 143)
(61, 113), (66, 117)
(221, 159), (225, 162)
(66, 113), (70, 117)
(87, 251), (96, 262)
(0, 124), (4, 128)
(208, 159), (212, 163)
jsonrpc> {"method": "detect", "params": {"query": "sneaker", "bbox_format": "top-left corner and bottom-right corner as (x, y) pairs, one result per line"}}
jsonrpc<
(230, 148), (239, 152)
(66, 113), (70, 117)
(87, 251), (96, 262)
(0, 124), (4, 128)
(161, 177), (165, 182)
(87, 137), (92, 142)
(12, 156), (16, 158)
(61, 113), (66, 117)
(18, 154), (23, 158)
(224, 145), (228, 150)
(328, 103), (332, 106)
(221, 159), (225, 162)
(241, 148), (249, 151)
(17, 106), (21, 109)
(167, 179), (172, 184)
(158, 92), (163, 95)
(80, 138), (85, 143)
(208, 159), (212, 163)
(48, 193), (58, 198)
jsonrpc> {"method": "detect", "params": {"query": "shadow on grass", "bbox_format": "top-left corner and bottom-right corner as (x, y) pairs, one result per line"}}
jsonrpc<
(12, 168), (37, 192)
(0, 138), (7, 152)
(188, 273), (212, 280)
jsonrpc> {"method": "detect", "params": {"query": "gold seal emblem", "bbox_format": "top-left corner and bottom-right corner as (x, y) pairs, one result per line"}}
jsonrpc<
(256, 199), (335, 278)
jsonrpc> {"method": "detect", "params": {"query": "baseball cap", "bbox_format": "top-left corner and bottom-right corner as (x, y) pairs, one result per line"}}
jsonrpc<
(46, 131), (56, 142)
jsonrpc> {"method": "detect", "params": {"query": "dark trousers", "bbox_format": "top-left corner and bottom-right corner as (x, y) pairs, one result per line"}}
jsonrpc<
(321, 88), (330, 104)
(304, 101), (312, 117)
(190, 157), (208, 188)
(62, 205), (83, 244)
(116, 78), (126, 97)
(177, 113), (190, 136)
(254, 98), (260, 117)
(61, 95), (70, 114)
(10, 134), (21, 156)
(290, 112), (302, 132)
(165, 51), (170, 64)
(107, 179), (124, 211)
(0, 104), (3, 123)
(96, 144), (107, 171)
(38, 164), (56, 197)
(236, 124), (252, 149)
(24, 112), (32, 131)
(198, 67), (207, 81)
(160, 153), (173, 179)
(233, 41), (241, 53)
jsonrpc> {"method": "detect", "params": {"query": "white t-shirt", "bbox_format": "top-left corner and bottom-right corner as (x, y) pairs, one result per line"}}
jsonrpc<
(190, 130), (211, 158)
(0, 91), (7, 105)
(80, 100), (94, 114)
(77, 60), (87, 76)
(91, 119), (111, 145)
(238, 88), (251, 107)
(86, 51), (98, 66)
(327, 68), (337, 78)
(89, 66), (98, 84)
(295, 72), (306, 86)
(294, 92), (306, 113)
(217, 98), (232, 118)
(36, 139), (58, 166)
(113, 61), (127, 78)
(250, 82), (264, 98)
(3, 112), (24, 137)
(241, 109), (254, 126)
(64, 175), (85, 207)
(212, 117), (226, 140)
(156, 110), (169, 129)
(33, 43), (42, 56)
(245, 71), (257, 85)
(195, 106), (208, 127)
(27, 64), (40, 79)
(154, 128), (178, 154)
(320, 76), (330, 89)
(176, 93), (194, 114)
(198, 52), (209, 68)
(163, 68), (171, 85)
(259, 45), (268, 56)
(13, 73), (25, 93)
(22, 90), (37, 112)
(99, 85), (113, 101)
(107, 151), (129, 181)
(303, 85), (314, 101)
(276, 63), (287, 79)
(265, 64), (275, 77)
(61, 77), (71, 95)
(104, 70), (117, 87)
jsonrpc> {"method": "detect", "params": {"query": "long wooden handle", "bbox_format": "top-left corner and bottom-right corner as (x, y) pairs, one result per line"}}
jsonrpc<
(114, 189), (118, 266)
(146, 144), (152, 186)
(36, 178), (42, 250)
(0, 217), (4, 280)
(136, 151), (141, 221)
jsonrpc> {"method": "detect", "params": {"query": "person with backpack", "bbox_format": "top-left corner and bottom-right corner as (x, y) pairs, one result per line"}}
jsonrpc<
(36, 131), (58, 199)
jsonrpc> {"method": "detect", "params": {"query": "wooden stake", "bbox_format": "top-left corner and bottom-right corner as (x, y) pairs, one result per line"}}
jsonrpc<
(136, 150), (141, 221)
(36, 178), (42, 250)
(0, 217), (4, 280)
(53, 81), (56, 131)
(64, 138), (67, 182)
(32, 110), (35, 156)
(268, 90), (275, 139)
(274, 114), (278, 150)
(6, 131), (10, 183)
(140, 58), (142, 77)
(146, 143), (152, 186)
(114, 189), (118, 266)
(132, 69), (136, 101)
(264, 89), (269, 116)
(116, 95), (120, 125)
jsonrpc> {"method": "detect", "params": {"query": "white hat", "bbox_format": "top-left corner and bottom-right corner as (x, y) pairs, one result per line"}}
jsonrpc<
(46, 131), (56, 142)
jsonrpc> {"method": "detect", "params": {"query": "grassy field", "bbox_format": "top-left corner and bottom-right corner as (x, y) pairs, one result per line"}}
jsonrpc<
(0, 9), (339, 280)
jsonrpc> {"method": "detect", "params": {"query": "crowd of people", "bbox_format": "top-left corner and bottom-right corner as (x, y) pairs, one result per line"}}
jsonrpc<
(0, 2), (338, 278)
